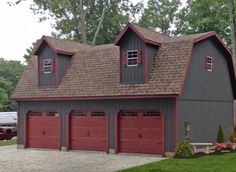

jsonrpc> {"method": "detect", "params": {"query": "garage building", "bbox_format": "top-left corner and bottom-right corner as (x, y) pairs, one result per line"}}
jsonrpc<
(12, 23), (236, 155)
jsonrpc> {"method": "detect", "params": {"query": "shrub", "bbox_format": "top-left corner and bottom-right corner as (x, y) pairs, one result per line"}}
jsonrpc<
(229, 131), (235, 143)
(175, 140), (192, 158)
(215, 143), (225, 151)
(215, 141), (233, 151)
(217, 125), (224, 143)
(225, 141), (233, 150)
(234, 126), (236, 135)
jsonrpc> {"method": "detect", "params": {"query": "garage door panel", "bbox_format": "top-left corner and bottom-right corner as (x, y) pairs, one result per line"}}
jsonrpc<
(140, 119), (162, 127)
(70, 138), (106, 151)
(43, 137), (60, 148)
(120, 118), (139, 128)
(26, 113), (60, 150)
(27, 138), (45, 148)
(140, 129), (162, 140)
(27, 129), (44, 136)
(69, 111), (107, 151)
(120, 129), (139, 139)
(119, 141), (139, 153)
(139, 141), (163, 154)
(118, 110), (164, 154)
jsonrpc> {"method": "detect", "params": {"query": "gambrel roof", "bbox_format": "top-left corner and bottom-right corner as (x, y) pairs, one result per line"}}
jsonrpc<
(12, 23), (235, 101)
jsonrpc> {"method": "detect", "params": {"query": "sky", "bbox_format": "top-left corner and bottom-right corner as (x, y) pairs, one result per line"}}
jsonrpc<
(0, 0), (53, 62)
(0, 0), (186, 62)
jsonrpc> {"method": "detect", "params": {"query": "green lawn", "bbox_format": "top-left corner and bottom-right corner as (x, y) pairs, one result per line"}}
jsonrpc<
(0, 140), (16, 146)
(120, 153), (236, 172)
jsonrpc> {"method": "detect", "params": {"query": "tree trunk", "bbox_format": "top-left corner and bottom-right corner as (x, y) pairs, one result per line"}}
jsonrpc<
(92, 0), (107, 46)
(79, 0), (87, 43)
(229, 0), (236, 71)
(229, 0), (236, 127)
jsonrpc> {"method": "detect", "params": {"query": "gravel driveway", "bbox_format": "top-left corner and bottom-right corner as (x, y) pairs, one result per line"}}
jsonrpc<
(0, 145), (165, 172)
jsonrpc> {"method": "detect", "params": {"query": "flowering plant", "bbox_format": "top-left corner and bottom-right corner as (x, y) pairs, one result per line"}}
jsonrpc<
(215, 141), (233, 151)
(225, 141), (233, 150)
(215, 143), (226, 151)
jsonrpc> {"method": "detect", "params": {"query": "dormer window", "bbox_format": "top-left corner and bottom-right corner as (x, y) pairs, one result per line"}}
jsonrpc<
(43, 59), (52, 73)
(40, 58), (55, 74)
(205, 56), (215, 72)
(123, 49), (142, 67)
(127, 50), (138, 66)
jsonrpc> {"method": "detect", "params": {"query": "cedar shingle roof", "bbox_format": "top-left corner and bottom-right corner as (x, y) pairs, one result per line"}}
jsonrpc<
(132, 24), (171, 43)
(11, 24), (231, 100)
(34, 36), (91, 55)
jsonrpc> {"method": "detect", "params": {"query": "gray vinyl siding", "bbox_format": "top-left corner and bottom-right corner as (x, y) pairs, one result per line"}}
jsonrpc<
(180, 39), (233, 101)
(118, 29), (145, 83)
(17, 98), (175, 152)
(177, 100), (233, 143)
(147, 44), (158, 78)
(58, 55), (71, 82)
(177, 38), (234, 143)
(38, 43), (56, 87)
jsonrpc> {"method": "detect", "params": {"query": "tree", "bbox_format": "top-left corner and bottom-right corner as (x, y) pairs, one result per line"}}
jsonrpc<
(217, 125), (225, 143)
(23, 42), (36, 63)
(0, 77), (10, 112)
(9, 0), (142, 45)
(175, 0), (231, 43)
(139, 0), (181, 35)
(229, 0), (236, 70)
(0, 58), (25, 111)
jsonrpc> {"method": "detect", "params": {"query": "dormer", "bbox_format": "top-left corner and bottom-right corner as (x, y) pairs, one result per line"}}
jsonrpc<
(33, 36), (90, 87)
(114, 23), (169, 84)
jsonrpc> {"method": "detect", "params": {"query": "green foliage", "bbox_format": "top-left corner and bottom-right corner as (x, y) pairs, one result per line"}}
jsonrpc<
(175, 140), (193, 158)
(217, 125), (225, 143)
(175, 0), (231, 44)
(0, 58), (25, 111)
(11, 0), (143, 45)
(139, 0), (181, 35)
(23, 42), (36, 63)
(229, 131), (235, 143)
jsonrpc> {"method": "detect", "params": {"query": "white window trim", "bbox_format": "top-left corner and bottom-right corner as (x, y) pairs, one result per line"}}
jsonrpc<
(206, 56), (213, 72)
(43, 59), (52, 74)
(127, 50), (138, 67)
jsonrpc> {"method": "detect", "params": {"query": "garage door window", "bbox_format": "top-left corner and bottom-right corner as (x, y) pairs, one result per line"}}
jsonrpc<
(46, 111), (57, 116)
(91, 111), (106, 116)
(120, 111), (138, 117)
(143, 111), (161, 117)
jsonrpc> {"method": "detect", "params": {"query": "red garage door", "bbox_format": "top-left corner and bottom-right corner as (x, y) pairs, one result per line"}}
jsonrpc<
(25, 111), (61, 150)
(68, 110), (108, 151)
(118, 110), (164, 154)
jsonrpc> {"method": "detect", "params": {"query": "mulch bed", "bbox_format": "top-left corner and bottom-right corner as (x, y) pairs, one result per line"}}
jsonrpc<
(174, 149), (236, 159)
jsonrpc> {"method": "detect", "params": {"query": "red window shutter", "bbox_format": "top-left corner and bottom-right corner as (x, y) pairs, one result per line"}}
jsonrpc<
(51, 59), (55, 73)
(39, 60), (44, 73)
(123, 51), (127, 66)
(205, 56), (208, 71)
(212, 57), (215, 72)
(138, 49), (142, 65)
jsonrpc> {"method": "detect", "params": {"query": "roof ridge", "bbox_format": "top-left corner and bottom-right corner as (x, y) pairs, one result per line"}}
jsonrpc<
(130, 23), (170, 38)
(43, 35), (90, 46)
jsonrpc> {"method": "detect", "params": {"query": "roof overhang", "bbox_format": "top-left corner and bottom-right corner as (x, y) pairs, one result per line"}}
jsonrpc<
(33, 36), (75, 56)
(13, 94), (179, 102)
(193, 31), (231, 55)
(114, 23), (161, 46)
